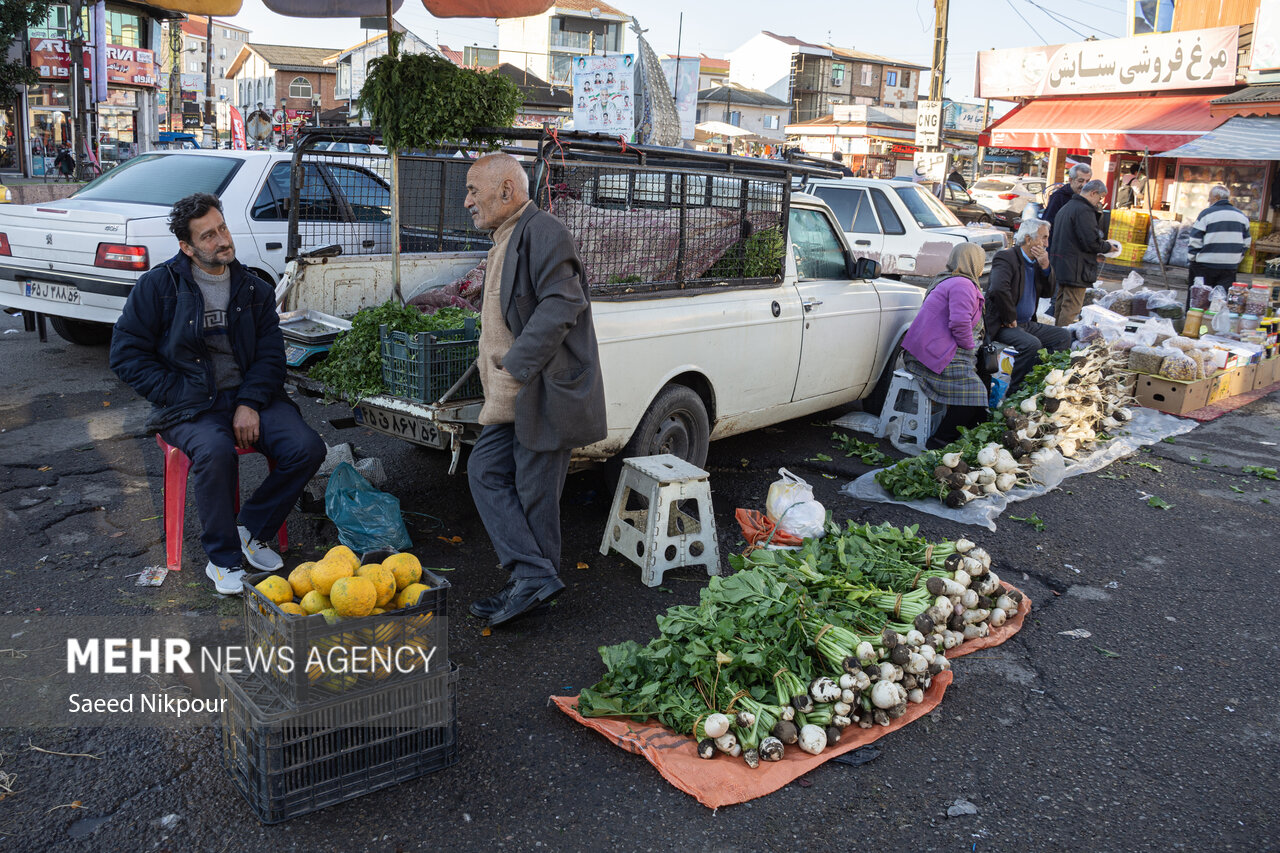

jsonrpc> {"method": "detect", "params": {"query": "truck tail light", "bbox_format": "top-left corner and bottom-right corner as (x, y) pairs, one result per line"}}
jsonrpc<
(997, 193), (1019, 200)
(0, 233), (9, 256)
(95, 243), (149, 271)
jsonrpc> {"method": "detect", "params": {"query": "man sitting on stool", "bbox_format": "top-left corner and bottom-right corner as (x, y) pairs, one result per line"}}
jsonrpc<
(110, 193), (325, 594)
(986, 218), (1074, 392)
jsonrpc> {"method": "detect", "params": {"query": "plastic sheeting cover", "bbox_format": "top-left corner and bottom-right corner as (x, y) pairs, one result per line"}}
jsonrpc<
(837, 407), (1197, 530)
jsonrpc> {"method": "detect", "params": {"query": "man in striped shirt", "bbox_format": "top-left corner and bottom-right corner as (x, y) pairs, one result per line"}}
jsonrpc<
(1187, 185), (1251, 308)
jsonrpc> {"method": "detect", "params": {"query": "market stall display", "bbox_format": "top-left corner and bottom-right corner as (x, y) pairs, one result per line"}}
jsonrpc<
(573, 523), (1027, 770)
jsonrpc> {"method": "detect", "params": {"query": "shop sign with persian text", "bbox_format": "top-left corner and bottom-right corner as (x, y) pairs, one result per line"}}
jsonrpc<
(29, 38), (160, 88)
(975, 27), (1237, 99)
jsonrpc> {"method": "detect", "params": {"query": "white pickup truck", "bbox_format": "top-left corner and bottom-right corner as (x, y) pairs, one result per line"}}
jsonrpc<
(286, 136), (925, 470)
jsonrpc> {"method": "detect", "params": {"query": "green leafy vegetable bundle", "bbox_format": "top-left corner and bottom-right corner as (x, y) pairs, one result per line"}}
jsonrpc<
(309, 301), (478, 401)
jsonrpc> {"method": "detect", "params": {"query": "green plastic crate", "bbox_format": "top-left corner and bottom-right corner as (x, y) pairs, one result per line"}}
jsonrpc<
(378, 318), (482, 402)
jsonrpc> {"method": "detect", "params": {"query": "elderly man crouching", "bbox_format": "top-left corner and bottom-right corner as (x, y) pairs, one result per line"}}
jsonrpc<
(985, 218), (1074, 392)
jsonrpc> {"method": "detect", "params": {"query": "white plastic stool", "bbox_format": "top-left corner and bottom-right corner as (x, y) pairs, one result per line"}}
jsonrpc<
(599, 454), (721, 587)
(876, 370), (933, 455)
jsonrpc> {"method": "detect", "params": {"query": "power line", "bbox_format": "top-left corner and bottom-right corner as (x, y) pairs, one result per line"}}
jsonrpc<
(1024, 0), (1117, 39)
(1025, 0), (1089, 39)
(1004, 0), (1049, 44)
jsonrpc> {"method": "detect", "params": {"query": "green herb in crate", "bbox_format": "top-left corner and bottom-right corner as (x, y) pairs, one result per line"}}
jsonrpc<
(310, 301), (479, 401)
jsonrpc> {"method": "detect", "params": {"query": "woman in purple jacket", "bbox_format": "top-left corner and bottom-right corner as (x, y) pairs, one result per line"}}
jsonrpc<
(900, 242), (989, 446)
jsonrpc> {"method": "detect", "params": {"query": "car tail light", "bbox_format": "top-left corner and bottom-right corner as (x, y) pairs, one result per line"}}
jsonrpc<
(997, 193), (1019, 200)
(95, 243), (149, 271)
(0, 233), (9, 256)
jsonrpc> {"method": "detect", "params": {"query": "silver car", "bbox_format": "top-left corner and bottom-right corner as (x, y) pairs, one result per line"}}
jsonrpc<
(969, 176), (1046, 229)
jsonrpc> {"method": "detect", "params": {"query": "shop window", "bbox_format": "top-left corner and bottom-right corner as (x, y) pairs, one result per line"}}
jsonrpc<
(107, 9), (143, 47)
(289, 76), (312, 99)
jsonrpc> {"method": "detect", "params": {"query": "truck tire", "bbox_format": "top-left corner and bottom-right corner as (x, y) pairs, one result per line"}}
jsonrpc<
(861, 342), (903, 417)
(620, 384), (710, 469)
(50, 317), (113, 346)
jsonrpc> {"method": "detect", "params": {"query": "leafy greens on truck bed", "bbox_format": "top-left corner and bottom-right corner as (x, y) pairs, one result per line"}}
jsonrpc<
(309, 301), (478, 401)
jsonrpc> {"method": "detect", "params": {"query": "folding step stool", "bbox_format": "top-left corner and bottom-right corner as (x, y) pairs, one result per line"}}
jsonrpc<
(599, 454), (721, 587)
(877, 370), (933, 455)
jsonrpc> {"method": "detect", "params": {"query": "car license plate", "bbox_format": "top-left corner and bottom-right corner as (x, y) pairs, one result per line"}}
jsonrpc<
(354, 404), (446, 448)
(24, 281), (81, 305)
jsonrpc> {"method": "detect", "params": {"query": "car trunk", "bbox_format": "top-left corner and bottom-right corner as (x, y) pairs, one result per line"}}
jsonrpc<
(0, 200), (165, 269)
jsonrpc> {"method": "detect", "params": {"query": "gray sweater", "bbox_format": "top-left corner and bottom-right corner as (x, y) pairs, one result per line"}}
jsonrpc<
(190, 262), (243, 391)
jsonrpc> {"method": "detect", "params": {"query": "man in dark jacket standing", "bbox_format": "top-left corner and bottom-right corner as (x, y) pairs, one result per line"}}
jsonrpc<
(1049, 179), (1113, 326)
(463, 153), (607, 627)
(110, 193), (325, 594)
(986, 219), (1073, 390)
(1043, 163), (1092, 227)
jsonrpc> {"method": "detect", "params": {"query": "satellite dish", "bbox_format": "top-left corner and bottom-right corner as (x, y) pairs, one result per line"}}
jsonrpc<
(246, 110), (273, 142)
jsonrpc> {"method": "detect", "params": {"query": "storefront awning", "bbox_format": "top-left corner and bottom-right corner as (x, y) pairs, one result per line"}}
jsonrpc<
(980, 94), (1225, 153)
(1157, 116), (1280, 160)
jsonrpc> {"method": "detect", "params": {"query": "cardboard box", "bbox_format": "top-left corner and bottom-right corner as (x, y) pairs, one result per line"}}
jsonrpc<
(1206, 370), (1235, 405)
(1254, 357), (1279, 390)
(1135, 374), (1212, 415)
(1232, 364), (1257, 396)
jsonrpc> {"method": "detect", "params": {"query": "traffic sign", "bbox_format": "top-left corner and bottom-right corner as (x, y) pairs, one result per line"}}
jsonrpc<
(916, 100), (943, 148)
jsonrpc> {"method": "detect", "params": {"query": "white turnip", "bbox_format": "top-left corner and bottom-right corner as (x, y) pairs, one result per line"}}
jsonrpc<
(798, 724), (827, 755)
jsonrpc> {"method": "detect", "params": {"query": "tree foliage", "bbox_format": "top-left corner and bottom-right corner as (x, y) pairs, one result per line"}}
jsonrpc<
(356, 34), (523, 151)
(1, 2), (51, 94)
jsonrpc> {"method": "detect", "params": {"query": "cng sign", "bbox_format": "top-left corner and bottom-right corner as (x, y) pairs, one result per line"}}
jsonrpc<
(916, 100), (943, 148)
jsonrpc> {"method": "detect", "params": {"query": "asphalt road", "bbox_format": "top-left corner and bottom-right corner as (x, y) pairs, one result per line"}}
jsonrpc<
(1, 309), (1278, 852)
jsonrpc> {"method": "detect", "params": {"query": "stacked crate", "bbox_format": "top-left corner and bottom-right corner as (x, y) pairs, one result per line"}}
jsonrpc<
(1107, 209), (1151, 268)
(218, 565), (456, 823)
(1239, 221), (1274, 275)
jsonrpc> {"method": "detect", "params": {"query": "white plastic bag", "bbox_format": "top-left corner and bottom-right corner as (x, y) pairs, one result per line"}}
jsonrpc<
(1120, 270), (1144, 291)
(766, 468), (826, 539)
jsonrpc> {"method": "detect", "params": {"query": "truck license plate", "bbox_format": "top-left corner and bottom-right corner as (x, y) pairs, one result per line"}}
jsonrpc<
(24, 281), (81, 305)
(354, 404), (446, 448)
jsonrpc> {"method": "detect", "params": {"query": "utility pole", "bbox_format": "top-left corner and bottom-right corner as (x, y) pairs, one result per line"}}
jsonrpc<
(69, 0), (87, 173)
(204, 16), (214, 146)
(168, 21), (181, 133)
(926, 0), (949, 156)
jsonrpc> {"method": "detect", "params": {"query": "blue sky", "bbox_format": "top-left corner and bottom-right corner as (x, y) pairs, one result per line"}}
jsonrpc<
(225, 0), (1130, 102)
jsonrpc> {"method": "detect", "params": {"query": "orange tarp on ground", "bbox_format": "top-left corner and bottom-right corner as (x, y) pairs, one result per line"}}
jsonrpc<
(552, 592), (1031, 809)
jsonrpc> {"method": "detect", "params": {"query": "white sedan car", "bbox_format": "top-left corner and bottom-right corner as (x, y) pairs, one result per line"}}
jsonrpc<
(0, 150), (392, 344)
(968, 176), (1046, 229)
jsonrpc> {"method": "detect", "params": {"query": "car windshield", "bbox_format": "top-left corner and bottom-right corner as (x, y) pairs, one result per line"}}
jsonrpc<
(894, 184), (962, 228)
(973, 179), (1013, 191)
(74, 153), (242, 205)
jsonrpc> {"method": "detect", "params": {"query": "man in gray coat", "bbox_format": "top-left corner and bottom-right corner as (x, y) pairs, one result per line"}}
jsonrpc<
(463, 153), (607, 626)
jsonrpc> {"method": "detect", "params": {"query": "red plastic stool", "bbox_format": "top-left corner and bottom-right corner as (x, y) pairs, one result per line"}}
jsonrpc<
(156, 434), (288, 572)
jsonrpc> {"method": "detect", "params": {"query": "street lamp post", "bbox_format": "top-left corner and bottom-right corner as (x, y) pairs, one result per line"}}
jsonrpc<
(280, 98), (288, 149)
(312, 93), (321, 127)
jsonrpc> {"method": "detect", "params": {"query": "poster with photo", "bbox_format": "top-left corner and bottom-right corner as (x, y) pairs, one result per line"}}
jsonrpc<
(572, 54), (635, 135)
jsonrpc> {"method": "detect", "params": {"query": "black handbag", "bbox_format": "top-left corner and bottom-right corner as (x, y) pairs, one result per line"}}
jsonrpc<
(977, 335), (1002, 375)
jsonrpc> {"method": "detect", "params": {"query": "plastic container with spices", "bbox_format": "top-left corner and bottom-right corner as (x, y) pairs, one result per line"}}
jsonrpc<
(1183, 308), (1204, 339)
(1228, 282), (1249, 311)
(1202, 310), (1218, 337)
(1129, 292), (1149, 316)
(1242, 313), (1261, 333)
(1228, 311), (1242, 335)
(1247, 283), (1270, 315)
(1189, 278), (1212, 310)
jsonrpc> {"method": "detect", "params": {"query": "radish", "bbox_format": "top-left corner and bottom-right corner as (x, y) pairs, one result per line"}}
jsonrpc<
(703, 713), (730, 739)
(798, 724), (827, 755)
(759, 736), (784, 761)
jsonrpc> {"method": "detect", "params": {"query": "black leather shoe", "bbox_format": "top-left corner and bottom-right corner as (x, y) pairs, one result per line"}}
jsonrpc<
(487, 576), (565, 627)
(468, 589), (509, 620)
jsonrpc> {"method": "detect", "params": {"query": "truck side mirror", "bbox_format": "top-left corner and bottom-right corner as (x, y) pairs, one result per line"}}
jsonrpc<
(850, 256), (880, 280)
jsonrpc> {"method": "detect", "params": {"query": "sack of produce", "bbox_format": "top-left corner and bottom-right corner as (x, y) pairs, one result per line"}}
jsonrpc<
(766, 468), (825, 539)
(1159, 350), (1198, 381)
(1163, 335), (1199, 353)
(1143, 219), (1178, 265)
(1128, 345), (1165, 374)
(1169, 224), (1194, 267)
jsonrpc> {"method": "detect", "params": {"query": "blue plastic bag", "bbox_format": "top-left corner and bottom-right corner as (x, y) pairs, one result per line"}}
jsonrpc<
(324, 462), (412, 553)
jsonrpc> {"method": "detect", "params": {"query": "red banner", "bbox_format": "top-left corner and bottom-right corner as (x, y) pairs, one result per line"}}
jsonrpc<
(230, 107), (246, 150)
(29, 38), (159, 88)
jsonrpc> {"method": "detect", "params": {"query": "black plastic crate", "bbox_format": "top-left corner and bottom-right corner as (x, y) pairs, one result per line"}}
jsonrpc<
(242, 567), (449, 707)
(379, 318), (482, 402)
(218, 663), (459, 824)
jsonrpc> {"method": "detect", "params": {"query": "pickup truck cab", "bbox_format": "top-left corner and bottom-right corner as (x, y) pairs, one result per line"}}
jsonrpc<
(286, 133), (925, 469)
(802, 176), (1007, 279)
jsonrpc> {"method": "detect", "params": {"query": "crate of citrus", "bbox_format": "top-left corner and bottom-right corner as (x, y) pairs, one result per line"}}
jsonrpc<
(243, 545), (449, 706)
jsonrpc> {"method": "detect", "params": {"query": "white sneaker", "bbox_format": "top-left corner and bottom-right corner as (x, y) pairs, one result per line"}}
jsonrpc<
(205, 561), (246, 595)
(238, 525), (283, 572)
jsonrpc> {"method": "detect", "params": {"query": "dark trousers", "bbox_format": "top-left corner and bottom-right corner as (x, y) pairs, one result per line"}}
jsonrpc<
(161, 389), (325, 567)
(1186, 263), (1238, 310)
(994, 321), (1074, 392)
(467, 423), (571, 582)
(933, 405), (986, 445)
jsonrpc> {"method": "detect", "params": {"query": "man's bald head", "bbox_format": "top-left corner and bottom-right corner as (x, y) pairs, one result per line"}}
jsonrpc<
(464, 153), (530, 231)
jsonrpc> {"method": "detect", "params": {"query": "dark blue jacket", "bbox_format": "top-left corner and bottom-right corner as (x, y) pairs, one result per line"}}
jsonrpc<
(1043, 183), (1074, 228)
(110, 252), (287, 433)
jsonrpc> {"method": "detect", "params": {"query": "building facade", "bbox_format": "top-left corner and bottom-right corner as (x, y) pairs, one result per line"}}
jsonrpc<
(696, 82), (789, 139)
(14, 1), (174, 177)
(227, 44), (340, 147)
(334, 23), (439, 125)
(496, 0), (629, 87)
(727, 31), (925, 124)
(158, 16), (250, 141)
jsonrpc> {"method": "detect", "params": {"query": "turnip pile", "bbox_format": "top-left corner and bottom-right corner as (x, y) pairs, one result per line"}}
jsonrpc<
(576, 522), (1022, 766)
(876, 343), (1137, 507)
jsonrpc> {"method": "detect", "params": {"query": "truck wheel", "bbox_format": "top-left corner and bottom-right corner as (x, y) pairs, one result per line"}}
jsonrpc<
(621, 384), (710, 469)
(50, 317), (112, 346)
(861, 342), (903, 416)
